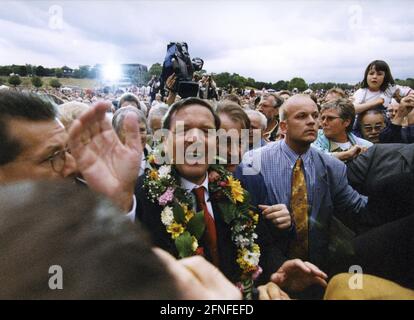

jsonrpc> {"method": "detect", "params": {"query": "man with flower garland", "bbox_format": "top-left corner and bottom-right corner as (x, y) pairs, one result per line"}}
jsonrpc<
(135, 97), (287, 295)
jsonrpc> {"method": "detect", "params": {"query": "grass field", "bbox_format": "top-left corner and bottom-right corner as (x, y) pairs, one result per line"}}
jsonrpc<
(0, 76), (100, 89)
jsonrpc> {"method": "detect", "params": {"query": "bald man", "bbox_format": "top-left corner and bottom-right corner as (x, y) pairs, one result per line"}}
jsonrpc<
(240, 94), (367, 298)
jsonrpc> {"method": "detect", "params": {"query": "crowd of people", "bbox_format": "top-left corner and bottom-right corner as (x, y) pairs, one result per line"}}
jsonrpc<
(0, 59), (414, 300)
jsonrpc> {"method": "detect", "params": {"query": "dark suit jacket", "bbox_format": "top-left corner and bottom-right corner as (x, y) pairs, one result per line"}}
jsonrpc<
(347, 143), (414, 195)
(347, 143), (414, 230)
(134, 175), (286, 285)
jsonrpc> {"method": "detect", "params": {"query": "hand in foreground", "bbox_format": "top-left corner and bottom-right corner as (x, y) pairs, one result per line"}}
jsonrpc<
(258, 282), (291, 300)
(154, 248), (242, 300)
(68, 101), (142, 212)
(270, 259), (328, 292)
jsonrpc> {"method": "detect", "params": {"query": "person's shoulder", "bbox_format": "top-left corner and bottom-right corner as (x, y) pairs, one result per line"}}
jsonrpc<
(352, 134), (373, 148)
(310, 146), (345, 168)
(353, 88), (365, 96)
(371, 143), (407, 153)
(242, 141), (280, 162)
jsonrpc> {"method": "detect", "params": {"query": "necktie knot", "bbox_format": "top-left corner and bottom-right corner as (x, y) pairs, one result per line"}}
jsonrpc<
(193, 186), (206, 204)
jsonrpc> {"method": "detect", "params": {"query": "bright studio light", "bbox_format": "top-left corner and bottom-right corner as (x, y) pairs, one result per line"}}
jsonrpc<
(102, 64), (122, 81)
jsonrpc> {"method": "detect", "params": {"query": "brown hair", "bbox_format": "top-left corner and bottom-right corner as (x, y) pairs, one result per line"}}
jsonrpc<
(0, 180), (178, 299)
(216, 101), (250, 129)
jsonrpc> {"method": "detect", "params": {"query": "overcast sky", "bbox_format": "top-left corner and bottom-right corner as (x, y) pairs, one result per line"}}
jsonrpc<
(1, 0), (413, 84)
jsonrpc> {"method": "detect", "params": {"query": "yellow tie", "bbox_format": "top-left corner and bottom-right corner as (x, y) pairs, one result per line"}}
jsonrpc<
(289, 157), (309, 260)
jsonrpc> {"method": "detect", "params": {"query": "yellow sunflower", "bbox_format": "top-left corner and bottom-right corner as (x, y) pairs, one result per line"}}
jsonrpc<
(184, 209), (195, 223)
(227, 176), (245, 203)
(149, 169), (158, 180)
(167, 223), (184, 239)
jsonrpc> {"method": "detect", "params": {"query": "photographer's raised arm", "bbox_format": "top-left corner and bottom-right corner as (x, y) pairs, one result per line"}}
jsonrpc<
(166, 73), (177, 105)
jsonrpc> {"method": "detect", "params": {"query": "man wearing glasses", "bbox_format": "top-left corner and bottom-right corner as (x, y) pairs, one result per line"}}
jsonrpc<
(0, 90), (141, 213)
(312, 98), (372, 162)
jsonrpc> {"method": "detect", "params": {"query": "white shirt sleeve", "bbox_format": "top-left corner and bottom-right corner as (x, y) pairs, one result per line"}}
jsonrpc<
(126, 195), (137, 223)
(352, 88), (365, 104)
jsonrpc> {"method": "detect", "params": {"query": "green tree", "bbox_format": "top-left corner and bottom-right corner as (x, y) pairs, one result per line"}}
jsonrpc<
(49, 78), (62, 89)
(26, 64), (35, 77)
(8, 74), (22, 87)
(35, 65), (46, 77)
(18, 65), (28, 77)
(229, 73), (247, 88)
(288, 77), (308, 92)
(273, 80), (289, 91)
(31, 76), (43, 88)
(55, 68), (63, 78)
(214, 72), (231, 88)
(149, 63), (162, 77)
(79, 65), (90, 78)
(246, 77), (256, 88)
(405, 78), (414, 89)
(0, 66), (12, 76)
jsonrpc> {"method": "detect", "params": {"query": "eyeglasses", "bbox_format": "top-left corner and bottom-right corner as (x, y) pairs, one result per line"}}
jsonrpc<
(44, 147), (70, 173)
(320, 115), (341, 122)
(363, 125), (384, 133)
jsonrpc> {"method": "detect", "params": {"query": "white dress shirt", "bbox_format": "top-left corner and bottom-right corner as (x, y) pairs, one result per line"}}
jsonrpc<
(180, 174), (215, 220)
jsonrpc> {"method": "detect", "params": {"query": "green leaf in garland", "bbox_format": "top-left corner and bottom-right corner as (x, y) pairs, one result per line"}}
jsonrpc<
(175, 231), (194, 258)
(173, 202), (185, 224)
(217, 201), (238, 224)
(187, 211), (206, 240)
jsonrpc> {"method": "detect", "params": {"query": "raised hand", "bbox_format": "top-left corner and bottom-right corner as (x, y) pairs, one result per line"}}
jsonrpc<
(154, 248), (242, 300)
(270, 259), (328, 292)
(68, 101), (142, 212)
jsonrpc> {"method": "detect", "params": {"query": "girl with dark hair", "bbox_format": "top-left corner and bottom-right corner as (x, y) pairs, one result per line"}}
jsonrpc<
(352, 60), (412, 114)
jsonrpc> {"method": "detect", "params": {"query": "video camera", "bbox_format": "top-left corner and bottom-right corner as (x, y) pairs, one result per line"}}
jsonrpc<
(160, 42), (204, 98)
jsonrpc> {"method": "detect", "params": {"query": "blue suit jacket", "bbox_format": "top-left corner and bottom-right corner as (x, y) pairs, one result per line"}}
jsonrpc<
(240, 143), (367, 270)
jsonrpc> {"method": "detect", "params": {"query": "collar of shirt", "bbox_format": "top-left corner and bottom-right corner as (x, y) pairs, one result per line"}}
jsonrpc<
(180, 174), (215, 219)
(280, 139), (312, 167)
(180, 174), (209, 193)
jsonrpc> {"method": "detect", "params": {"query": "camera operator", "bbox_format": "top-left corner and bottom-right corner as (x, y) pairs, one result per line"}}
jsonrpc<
(199, 74), (218, 100)
(148, 75), (160, 103)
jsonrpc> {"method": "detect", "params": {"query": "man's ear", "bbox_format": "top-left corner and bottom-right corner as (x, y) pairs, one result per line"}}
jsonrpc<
(343, 119), (351, 130)
(279, 120), (288, 135)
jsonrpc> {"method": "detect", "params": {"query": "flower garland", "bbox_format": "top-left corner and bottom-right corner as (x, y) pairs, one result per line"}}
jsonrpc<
(144, 154), (262, 299)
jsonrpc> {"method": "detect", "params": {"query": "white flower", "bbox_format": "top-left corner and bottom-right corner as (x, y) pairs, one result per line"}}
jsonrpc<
(158, 165), (171, 178)
(243, 250), (260, 266)
(234, 234), (251, 248)
(191, 237), (199, 252)
(161, 206), (174, 226)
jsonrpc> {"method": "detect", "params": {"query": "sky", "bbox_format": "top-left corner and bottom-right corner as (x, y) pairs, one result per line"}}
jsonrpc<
(1, 0), (413, 84)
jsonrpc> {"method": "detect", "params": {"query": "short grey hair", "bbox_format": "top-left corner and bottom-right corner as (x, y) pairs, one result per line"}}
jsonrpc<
(58, 101), (89, 130)
(321, 98), (355, 132)
(112, 106), (147, 137)
(245, 109), (267, 130)
(148, 103), (169, 128)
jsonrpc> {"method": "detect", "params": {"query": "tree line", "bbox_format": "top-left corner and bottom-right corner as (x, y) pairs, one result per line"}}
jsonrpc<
(0, 64), (97, 79)
(2, 63), (413, 92)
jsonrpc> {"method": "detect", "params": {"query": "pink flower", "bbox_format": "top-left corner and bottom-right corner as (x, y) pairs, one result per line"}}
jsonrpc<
(252, 266), (263, 281)
(208, 171), (220, 183)
(235, 282), (244, 291)
(158, 187), (174, 206)
(219, 181), (227, 187)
